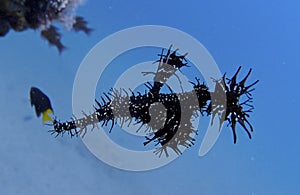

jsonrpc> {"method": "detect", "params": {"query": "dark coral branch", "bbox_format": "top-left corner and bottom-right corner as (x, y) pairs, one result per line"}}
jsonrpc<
(0, 0), (91, 53)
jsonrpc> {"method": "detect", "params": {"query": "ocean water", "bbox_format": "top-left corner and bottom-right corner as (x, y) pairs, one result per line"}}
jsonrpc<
(0, 0), (299, 194)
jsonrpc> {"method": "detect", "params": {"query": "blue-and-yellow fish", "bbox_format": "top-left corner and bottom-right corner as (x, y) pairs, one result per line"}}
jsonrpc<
(30, 87), (54, 123)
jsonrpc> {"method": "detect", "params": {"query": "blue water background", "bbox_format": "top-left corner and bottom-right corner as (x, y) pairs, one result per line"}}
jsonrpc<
(0, 0), (299, 194)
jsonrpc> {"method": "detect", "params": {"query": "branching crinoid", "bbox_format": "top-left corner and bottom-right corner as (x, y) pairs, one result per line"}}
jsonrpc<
(0, 0), (92, 53)
(30, 45), (259, 157)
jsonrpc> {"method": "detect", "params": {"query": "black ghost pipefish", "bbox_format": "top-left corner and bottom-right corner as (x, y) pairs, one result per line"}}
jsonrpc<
(30, 45), (259, 157)
(0, 0), (92, 53)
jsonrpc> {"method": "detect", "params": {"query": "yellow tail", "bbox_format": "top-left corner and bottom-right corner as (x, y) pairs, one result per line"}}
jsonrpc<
(42, 108), (53, 123)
